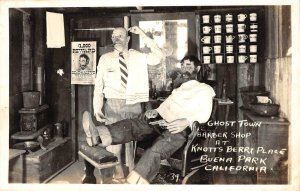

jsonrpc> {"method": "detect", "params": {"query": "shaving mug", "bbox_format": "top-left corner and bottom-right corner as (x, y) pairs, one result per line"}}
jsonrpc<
(249, 45), (257, 53)
(238, 55), (248, 63)
(227, 56), (234, 63)
(238, 13), (247, 22)
(249, 13), (257, 21)
(215, 55), (223, 64)
(203, 56), (211, 64)
(239, 45), (247, 53)
(250, 54), (257, 63)
(214, 35), (222, 43)
(214, 15), (222, 23)
(202, 15), (210, 23)
(226, 45), (234, 53)
(250, 23), (258, 32)
(203, 26), (212, 34)
(226, 35), (235, 43)
(201, 36), (211, 44)
(203, 46), (212, 54)
(238, 23), (247, 33)
(214, 45), (222, 54)
(214, 25), (222, 33)
(225, 13), (233, 22)
(226, 24), (234, 33)
(238, 34), (248, 43)
(257, 96), (272, 104)
(249, 34), (257, 42)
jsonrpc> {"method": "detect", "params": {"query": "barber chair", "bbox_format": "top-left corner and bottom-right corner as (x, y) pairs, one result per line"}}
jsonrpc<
(78, 120), (216, 185)
(135, 120), (216, 184)
(78, 120), (216, 184)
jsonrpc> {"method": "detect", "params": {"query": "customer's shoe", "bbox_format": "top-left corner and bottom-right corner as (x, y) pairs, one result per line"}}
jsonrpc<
(82, 111), (101, 146)
(111, 178), (128, 184)
(81, 174), (96, 184)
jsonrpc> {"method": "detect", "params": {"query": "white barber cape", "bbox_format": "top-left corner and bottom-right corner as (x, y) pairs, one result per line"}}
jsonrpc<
(156, 80), (216, 126)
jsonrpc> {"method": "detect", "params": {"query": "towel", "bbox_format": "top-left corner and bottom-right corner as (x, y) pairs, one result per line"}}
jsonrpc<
(46, 12), (65, 48)
(125, 51), (149, 104)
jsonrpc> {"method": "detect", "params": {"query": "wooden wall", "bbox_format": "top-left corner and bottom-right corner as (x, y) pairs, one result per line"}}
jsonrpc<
(44, 19), (72, 135)
(264, 6), (291, 119)
(9, 9), (33, 145)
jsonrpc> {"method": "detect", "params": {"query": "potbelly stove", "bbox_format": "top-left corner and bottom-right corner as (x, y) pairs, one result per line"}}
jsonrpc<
(11, 104), (49, 140)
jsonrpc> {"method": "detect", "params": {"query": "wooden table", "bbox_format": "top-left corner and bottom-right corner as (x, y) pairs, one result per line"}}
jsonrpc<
(241, 109), (289, 184)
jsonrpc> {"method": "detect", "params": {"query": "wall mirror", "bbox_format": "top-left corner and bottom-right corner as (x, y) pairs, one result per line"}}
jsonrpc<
(138, 19), (188, 90)
(131, 12), (196, 91)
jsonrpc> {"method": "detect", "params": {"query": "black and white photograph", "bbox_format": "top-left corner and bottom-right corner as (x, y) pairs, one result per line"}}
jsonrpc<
(0, 1), (299, 191)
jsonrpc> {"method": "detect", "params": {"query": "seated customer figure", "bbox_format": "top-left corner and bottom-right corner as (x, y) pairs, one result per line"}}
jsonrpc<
(180, 55), (211, 82)
(82, 74), (215, 184)
(172, 55), (211, 89)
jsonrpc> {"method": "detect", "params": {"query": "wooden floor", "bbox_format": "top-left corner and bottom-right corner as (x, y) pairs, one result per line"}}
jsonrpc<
(48, 160), (255, 184)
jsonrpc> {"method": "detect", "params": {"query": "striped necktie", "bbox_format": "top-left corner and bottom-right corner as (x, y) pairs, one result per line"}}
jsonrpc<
(119, 52), (128, 89)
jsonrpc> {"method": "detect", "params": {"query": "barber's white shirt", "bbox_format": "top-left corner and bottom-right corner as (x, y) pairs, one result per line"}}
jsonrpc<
(156, 80), (215, 126)
(93, 35), (163, 113)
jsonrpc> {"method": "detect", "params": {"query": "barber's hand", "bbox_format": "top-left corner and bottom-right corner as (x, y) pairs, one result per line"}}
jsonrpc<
(94, 111), (107, 123)
(166, 119), (189, 134)
(128, 26), (144, 35)
(145, 109), (158, 119)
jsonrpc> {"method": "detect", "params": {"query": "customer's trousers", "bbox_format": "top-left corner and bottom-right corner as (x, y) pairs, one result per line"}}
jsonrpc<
(99, 115), (187, 182)
(103, 98), (142, 179)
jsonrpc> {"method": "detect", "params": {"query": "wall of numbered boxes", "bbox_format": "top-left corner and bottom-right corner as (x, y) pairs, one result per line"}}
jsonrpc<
(199, 12), (259, 64)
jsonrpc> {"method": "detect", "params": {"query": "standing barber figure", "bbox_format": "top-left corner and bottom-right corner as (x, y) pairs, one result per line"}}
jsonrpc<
(93, 26), (163, 182)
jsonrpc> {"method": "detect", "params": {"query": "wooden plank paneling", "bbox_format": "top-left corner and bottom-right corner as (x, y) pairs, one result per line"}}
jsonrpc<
(264, 6), (292, 119)
(9, 9), (26, 143)
(266, 7), (280, 59)
(22, 13), (33, 91)
(265, 57), (291, 119)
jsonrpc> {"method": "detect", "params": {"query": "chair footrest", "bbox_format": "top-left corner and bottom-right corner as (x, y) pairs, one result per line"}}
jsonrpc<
(79, 143), (118, 164)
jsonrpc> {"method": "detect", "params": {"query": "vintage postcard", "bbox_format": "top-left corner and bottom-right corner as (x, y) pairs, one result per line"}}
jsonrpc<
(0, 0), (299, 191)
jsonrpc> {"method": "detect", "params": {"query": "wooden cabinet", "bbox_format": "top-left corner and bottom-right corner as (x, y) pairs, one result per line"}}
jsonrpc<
(9, 149), (26, 183)
(9, 138), (73, 183)
(241, 109), (289, 184)
(25, 138), (73, 183)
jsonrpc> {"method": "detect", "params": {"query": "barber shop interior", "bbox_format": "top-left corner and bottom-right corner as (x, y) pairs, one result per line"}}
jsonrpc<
(7, 5), (295, 185)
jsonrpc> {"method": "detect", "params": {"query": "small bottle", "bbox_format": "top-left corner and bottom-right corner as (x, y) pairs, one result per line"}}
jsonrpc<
(149, 80), (153, 98)
(221, 80), (227, 100)
(152, 85), (158, 99)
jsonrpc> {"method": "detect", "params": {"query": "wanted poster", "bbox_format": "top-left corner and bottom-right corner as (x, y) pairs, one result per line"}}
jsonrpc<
(71, 41), (96, 84)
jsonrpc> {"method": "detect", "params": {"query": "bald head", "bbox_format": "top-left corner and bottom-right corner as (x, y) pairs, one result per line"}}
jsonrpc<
(111, 27), (130, 52)
(113, 27), (127, 36)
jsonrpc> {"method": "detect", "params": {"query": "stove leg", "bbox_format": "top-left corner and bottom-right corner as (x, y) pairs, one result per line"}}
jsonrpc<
(82, 159), (96, 184)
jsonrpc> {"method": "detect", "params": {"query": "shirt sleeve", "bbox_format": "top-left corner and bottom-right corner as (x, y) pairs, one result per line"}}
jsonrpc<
(93, 56), (105, 114)
(140, 35), (164, 65)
